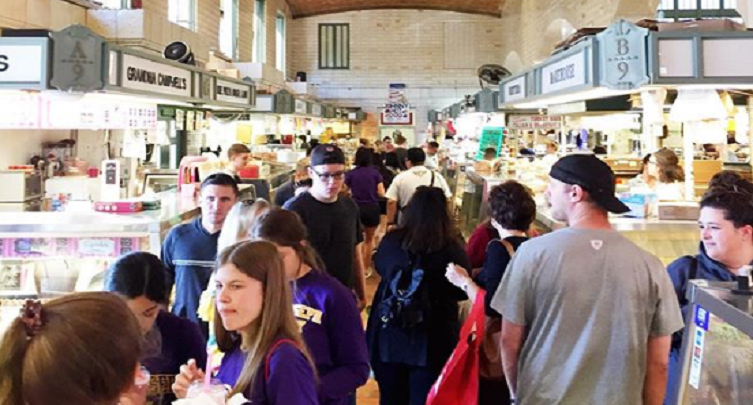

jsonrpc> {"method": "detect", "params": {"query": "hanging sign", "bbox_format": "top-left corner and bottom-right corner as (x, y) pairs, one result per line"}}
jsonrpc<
(120, 53), (192, 97)
(215, 79), (251, 104)
(0, 38), (48, 89)
(476, 127), (505, 159)
(508, 115), (562, 130)
(502, 76), (526, 103)
(381, 103), (412, 125)
(541, 51), (587, 95)
(50, 25), (106, 92)
(598, 19), (649, 90)
(295, 99), (307, 115)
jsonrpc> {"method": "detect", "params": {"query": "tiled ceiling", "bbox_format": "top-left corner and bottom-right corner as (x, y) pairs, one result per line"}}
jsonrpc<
(287, 0), (504, 18)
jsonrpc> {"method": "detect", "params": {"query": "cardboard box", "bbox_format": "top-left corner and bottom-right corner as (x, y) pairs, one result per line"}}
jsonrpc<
(658, 202), (700, 221)
(658, 19), (746, 33)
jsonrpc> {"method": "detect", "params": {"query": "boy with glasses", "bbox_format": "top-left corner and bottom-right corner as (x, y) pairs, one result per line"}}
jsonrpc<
(284, 145), (367, 310)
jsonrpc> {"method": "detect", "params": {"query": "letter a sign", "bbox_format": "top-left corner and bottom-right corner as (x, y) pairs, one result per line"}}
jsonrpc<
(51, 25), (105, 92)
(598, 20), (649, 90)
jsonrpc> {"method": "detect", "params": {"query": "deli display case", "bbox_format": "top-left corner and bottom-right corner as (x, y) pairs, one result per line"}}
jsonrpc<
(0, 190), (201, 334)
(670, 280), (753, 405)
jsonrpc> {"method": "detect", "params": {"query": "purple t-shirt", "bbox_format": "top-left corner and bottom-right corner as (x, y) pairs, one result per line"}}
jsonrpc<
(345, 166), (383, 205)
(216, 272), (369, 405)
(217, 340), (318, 405)
(293, 271), (369, 405)
(142, 311), (207, 405)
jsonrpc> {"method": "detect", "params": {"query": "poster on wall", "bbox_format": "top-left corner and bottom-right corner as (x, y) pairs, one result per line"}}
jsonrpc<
(381, 103), (413, 125)
(389, 83), (407, 103)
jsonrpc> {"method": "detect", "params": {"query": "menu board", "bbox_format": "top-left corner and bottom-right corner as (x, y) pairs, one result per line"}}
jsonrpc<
(0, 94), (157, 129)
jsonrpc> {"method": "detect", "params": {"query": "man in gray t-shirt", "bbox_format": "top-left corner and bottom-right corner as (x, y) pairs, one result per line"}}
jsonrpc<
(491, 154), (683, 405)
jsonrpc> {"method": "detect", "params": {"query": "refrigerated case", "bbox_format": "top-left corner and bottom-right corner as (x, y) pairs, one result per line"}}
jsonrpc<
(670, 281), (753, 405)
(0, 190), (201, 334)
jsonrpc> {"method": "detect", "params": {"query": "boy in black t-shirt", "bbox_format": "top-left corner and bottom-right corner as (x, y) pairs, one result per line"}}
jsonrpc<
(285, 144), (366, 310)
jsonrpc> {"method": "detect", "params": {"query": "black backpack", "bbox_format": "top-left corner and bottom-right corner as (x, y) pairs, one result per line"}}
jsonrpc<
(377, 253), (431, 330)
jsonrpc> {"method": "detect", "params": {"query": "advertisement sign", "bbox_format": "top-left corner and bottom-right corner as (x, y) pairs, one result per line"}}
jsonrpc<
(381, 103), (412, 125)
(508, 115), (562, 130)
(215, 79), (251, 104)
(541, 51), (587, 95)
(120, 53), (192, 98)
(0, 39), (47, 88)
(502, 76), (526, 103)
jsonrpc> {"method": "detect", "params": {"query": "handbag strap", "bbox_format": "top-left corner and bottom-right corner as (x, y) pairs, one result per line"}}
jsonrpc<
(430, 170), (435, 188)
(265, 339), (300, 382)
(499, 239), (516, 257)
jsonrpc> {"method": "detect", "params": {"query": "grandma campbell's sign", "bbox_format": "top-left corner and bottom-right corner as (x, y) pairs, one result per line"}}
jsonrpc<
(121, 53), (192, 98)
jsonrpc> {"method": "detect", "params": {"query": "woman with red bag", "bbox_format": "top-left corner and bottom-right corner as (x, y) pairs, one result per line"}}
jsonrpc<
(446, 180), (537, 405)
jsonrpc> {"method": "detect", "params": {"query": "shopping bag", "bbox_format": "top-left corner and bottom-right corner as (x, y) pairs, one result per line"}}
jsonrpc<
(425, 290), (486, 405)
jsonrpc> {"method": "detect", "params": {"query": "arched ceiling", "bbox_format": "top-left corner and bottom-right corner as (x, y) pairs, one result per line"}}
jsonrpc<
(288, 0), (504, 19)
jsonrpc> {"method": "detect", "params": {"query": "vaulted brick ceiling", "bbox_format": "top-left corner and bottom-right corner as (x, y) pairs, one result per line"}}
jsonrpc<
(288, 0), (504, 18)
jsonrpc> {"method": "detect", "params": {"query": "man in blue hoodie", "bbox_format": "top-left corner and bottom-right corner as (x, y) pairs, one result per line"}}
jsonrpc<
(162, 173), (238, 335)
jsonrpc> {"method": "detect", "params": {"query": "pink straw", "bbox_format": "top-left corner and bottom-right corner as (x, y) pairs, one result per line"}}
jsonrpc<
(203, 348), (213, 391)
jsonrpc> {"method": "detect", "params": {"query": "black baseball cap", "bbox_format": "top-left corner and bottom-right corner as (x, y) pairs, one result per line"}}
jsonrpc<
(549, 154), (630, 214)
(310, 144), (345, 166)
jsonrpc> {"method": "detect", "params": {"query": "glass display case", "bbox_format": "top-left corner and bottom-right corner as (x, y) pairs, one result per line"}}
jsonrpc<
(0, 190), (201, 334)
(670, 280), (753, 405)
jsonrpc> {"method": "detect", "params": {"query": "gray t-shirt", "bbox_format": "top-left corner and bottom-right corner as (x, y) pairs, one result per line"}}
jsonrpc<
(491, 227), (683, 405)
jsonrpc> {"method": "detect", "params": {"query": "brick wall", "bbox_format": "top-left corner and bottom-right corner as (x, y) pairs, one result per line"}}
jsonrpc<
(288, 9), (504, 141)
(0, 0), (87, 30)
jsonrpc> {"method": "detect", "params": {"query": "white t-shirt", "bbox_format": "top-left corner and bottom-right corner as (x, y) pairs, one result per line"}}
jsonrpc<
(385, 166), (452, 208)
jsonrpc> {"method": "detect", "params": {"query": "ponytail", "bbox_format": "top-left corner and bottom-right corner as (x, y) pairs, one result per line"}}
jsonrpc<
(0, 320), (30, 405)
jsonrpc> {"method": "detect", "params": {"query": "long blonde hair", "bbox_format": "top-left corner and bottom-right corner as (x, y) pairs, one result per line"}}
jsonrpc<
(217, 199), (271, 252)
(214, 241), (315, 397)
(0, 292), (142, 405)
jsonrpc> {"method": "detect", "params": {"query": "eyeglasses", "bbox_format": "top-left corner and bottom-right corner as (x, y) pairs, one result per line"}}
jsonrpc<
(310, 168), (345, 182)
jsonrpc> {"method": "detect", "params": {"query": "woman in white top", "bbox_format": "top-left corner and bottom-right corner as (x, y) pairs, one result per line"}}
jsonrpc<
(648, 148), (685, 201)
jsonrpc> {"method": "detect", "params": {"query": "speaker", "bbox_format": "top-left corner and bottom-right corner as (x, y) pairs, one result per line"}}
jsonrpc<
(295, 71), (307, 82)
(163, 41), (195, 65)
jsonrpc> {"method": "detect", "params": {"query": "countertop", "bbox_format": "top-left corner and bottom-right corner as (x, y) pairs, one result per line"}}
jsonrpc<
(535, 206), (699, 233)
(0, 190), (201, 236)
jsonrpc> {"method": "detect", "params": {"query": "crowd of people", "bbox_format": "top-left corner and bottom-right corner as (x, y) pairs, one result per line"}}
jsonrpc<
(2, 137), (752, 405)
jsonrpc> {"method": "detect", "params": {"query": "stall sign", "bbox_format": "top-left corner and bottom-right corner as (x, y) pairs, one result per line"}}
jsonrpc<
(50, 25), (105, 92)
(541, 51), (587, 95)
(294, 99), (307, 115)
(508, 115), (562, 130)
(598, 20), (649, 90)
(120, 53), (192, 98)
(476, 127), (505, 160)
(502, 76), (526, 103)
(0, 39), (47, 88)
(216, 79), (251, 105)
(382, 103), (412, 125)
(312, 104), (323, 117)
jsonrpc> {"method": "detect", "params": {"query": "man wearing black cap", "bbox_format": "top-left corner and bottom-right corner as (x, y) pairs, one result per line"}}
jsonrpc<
(284, 144), (367, 309)
(490, 154), (683, 405)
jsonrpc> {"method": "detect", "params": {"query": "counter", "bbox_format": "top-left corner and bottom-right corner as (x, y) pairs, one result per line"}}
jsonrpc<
(534, 207), (699, 265)
(467, 170), (700, 265)
(0, 190), (201, 332)
(0, 190), (201, 254)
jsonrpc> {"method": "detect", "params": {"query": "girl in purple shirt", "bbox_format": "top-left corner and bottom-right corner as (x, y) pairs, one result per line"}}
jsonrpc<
(250, 208), (370, 405)
(173, 241), (318, 405)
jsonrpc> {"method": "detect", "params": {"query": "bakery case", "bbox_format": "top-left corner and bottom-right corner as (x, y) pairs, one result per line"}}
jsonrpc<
(0, 190), (200, 334)
(670, 280), (753, 405)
